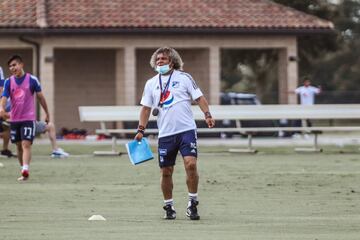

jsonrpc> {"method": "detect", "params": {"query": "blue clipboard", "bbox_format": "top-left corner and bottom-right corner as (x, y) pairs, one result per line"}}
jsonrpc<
(125, 138), (154, 165)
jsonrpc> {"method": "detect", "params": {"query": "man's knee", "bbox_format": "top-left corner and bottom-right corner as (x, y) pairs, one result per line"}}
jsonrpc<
(46, 122), (55, 132)
(184, 158), (197, 172)
(161, 167), (173, 178)
(21, 141), (32, 149)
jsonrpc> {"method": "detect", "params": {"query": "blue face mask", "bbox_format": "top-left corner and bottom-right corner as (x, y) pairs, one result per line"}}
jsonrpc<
(156, 64), (170, 75)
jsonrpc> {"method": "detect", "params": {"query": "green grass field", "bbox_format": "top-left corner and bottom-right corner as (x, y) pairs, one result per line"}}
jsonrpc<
(0, 144), (360, 240)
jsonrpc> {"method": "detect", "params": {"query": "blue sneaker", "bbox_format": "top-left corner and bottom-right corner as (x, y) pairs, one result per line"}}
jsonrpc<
(186, 200), (200, 220)
(163, 205), (176, 220)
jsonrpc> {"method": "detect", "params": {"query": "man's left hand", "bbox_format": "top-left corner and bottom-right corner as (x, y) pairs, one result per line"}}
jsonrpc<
(205, 117), (215, 128)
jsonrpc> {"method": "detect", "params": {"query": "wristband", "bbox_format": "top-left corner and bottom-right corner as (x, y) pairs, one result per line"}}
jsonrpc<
(136, 129), (144, 135)
(204, 111), (212, 119)
(137, 125), (145, 135)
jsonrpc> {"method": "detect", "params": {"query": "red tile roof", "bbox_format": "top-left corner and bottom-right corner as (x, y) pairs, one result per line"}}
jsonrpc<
(0, 0), (37, 28)
(0, 0), (334, 32)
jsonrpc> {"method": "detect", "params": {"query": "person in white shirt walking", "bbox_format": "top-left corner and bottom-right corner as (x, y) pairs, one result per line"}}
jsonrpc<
(135, 47), (215, 220)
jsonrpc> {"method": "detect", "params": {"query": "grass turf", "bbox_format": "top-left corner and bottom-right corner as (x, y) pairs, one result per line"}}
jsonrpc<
(0, 144), (359, 240)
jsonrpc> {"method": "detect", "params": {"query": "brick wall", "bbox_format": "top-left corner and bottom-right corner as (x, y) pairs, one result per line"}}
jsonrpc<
(54, 49), (116, 133)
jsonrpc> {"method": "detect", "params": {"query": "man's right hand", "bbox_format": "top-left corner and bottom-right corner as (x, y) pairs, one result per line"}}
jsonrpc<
(0, 108), (7, 119)
(134, 132), (143, 141)
(3, 112), (10, 120)
(135, 125), (145, 141)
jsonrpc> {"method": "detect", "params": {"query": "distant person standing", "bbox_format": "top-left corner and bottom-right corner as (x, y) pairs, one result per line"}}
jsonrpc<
(0, 55), (50, 181)
(295, 77), (321, 106)
(294, 77), (321, 129)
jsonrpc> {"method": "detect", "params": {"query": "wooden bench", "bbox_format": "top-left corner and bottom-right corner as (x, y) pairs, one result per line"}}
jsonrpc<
(79, 104), (360, 154)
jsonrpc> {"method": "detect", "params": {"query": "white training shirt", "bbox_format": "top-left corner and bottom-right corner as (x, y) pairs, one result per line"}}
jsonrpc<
(295, 86), (320, 105)
(140, 70), (203, 138)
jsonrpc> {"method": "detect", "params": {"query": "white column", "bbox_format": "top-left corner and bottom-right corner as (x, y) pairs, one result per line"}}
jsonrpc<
(124, 46), (136, 105)
(115, 49), (125, 105)
(209, 46), (221, 104)
(39, 44), (55, 121)
(278, 38), (298, 104)
(287, 43), (298, 104)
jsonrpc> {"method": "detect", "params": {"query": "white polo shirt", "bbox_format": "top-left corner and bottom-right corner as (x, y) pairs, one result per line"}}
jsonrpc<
(295, 86), (320, 105)
(140, 70), (203, 138)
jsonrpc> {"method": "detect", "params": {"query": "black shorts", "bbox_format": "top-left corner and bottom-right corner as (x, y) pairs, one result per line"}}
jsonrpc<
(158, 129), (198, 168)
(10, 121), (36, 143)
(0, 119), (5, 133)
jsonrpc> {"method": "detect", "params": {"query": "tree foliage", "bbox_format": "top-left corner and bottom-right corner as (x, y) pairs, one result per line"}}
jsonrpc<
(274, 0), (360, 103)
(221, 0), (360, 103)
(221, 49), (278, 103)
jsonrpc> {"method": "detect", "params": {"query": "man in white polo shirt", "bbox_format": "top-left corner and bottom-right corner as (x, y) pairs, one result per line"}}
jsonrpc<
(135, 47), (215, 220)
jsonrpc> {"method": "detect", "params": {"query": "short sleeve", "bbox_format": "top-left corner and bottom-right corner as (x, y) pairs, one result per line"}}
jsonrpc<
(30, 76), (42, 92)
(182, 73), (203, 100)
(312, 87), (320, 94)
(0, 67), (4, 81)
(140, 81), (153, 107)
(0, 67), (4, 88)
(2, 79), (10, 98)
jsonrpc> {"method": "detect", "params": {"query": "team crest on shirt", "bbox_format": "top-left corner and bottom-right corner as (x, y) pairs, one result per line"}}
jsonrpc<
(172, 81), (180, 88)
(13, 88), (25, 99)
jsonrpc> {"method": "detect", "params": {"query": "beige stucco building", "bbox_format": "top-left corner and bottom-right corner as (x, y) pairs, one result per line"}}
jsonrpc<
(0, 0), (333, 133)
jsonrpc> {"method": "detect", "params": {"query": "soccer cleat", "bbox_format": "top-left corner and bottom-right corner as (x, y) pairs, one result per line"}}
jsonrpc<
(1, 149), (17, 158)
(51, 148), (70, 158)
(18, 170), (29, 181)
(163, 205), (176, 220)
(186, 200), (200, 220)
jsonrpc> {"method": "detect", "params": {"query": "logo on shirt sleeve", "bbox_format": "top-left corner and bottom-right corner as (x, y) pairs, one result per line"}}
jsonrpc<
(172, 81), (180, 88)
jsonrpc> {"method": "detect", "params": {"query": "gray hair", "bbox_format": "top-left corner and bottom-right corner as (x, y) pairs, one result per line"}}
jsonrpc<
(150, 47), (184, 70)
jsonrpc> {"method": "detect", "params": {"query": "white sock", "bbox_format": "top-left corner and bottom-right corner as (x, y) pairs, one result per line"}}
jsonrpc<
(188, 192), (198, 207)
(164, 199), (174, 206)
(22, 164), (29, 171)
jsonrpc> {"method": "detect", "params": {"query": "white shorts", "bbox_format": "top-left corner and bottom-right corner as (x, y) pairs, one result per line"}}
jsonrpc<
(35, 121), (47, 135)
